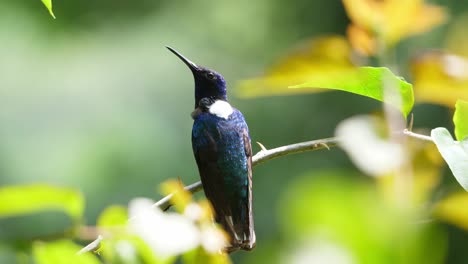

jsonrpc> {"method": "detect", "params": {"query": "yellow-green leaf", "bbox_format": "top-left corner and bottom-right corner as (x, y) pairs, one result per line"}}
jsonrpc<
(434, 192), (468, 230)
(97, 205), (128, 227)
(0, 185), (84, 220)
(33, 240), (100, 264)
(41, 0), (56, 19)
(236, 36), (356, 98)
(411, 52), (468, 107)
(183, 247), (231, 264)
(454, 100), (468, 141)
(291, 67), (414, 117)
(342, 0), (447, 45)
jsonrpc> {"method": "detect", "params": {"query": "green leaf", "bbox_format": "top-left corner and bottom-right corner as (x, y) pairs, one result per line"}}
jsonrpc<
(33, 240), (100, 264)
(183, 247), (230, 264)
(41, 0), (56, 19)
(0, 185), (84, 220)
(431, 127), (468, 190)
(290, 67), (414, 117)
(454, 100), (468, 141)
(97, 205), (128, 227)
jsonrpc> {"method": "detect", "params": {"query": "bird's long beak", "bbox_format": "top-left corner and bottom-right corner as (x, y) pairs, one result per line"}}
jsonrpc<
(166, 46), (200, 72)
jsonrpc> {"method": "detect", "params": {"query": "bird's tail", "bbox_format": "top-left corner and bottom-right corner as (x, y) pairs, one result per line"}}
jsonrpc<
(220, 204), (256, 252)
(225, 227), (256, 253)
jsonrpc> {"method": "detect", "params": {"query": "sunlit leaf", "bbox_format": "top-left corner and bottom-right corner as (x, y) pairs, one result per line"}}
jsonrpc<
(434, 192), (468, 230)
(347, 24), (376, 55)
(407, 4), (447, 36)
(0, 185), (84, 220)
(431, 127), (468, 190)
(97, 205), (128, 227)
(454, 100), (468, 141)
(183, 247), (231, 264)
(33, 240), (100, 264)
(40, 0), (56, 19)
(236, 36), (357, 98)
(411, 52), (468, 107)
(342, 0), (447, 48)
(342, 0), (379, 32)
(291, 67), (414, 117)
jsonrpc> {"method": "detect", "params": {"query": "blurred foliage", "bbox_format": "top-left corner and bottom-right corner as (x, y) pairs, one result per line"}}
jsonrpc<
(454, 100), (468, 140)
(411, 52), (468, 107)
(238, 39), (414, 116)
(237, 36), (357, 97)
(343, 0), (447, 54)
(0, 185), (83, 242)
(33, 240), (100, 264)
(0, 185), (83, 220)
(435, 192), (468, 230)
(1, 0), (468, 263)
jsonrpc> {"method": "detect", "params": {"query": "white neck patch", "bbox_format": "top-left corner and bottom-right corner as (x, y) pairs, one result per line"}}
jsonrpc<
(209, 100), (233, 119)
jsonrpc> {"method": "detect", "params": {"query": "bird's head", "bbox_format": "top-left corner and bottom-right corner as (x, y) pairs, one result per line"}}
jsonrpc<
(167, 47), (227, 108)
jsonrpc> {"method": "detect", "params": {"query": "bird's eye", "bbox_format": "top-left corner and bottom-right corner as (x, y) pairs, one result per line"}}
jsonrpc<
(206, 72), (216, 80)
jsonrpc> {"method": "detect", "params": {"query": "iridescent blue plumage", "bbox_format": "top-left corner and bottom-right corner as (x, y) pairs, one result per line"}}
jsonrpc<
(167, 47), (255, 252)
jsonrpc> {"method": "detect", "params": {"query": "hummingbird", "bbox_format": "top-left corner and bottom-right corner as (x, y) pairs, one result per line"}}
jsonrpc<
(167, 47), (255, 252)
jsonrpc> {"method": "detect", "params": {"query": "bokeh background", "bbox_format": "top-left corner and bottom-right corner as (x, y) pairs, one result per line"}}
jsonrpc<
(1, 0), (468, 263)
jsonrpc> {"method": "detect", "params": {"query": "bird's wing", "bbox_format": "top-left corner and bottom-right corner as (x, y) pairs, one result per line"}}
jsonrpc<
(192, 124), (232, 222)
(239, 126), (256, 250)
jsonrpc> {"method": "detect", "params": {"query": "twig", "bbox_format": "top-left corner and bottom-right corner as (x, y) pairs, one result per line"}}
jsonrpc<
(157, 130), (434, 210)
(403, 129), (433, 142)
(156, 181), (204, 211)
(157, 137), (339, 210)
(78, 235), (103, 255)
(252, 137), (338, 166)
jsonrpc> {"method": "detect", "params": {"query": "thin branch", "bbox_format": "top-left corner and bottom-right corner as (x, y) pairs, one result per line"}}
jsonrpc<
(403, 129), (433, 142)
(78, 235), (103, 255)
(157, 130), (435, 210)
(252, 137), (338, 166)
(156, 181), (204, 211)
(158, 137), (339, 211)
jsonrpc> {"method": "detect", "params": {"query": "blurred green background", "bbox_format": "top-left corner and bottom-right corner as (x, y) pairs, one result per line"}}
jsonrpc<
(1, 0), (467, 263)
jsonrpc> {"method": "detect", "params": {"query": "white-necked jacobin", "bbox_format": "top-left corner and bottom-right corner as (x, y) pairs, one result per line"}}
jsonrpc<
(167, 47), (255, 252)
